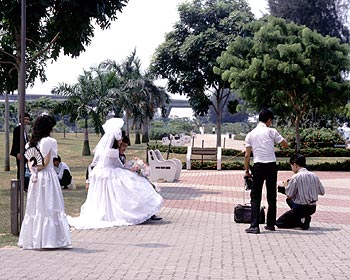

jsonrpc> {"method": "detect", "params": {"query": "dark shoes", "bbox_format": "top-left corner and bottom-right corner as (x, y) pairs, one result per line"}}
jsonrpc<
(301, 216), (311, 230)
(264, 225), (276, 231)
(245, 226), (260, 234)
(150, 215), (162, 221)
(246, 226), (276, 234)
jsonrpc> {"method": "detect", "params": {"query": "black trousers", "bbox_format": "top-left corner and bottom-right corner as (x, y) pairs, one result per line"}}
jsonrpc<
(276, 198), (316, 228)
(60, 169), (72, 188)
(16, 159), (29, 191)
(250, 162), (278, 228)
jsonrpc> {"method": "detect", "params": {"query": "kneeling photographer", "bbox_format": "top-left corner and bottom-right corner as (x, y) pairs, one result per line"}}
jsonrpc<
(276, 154), (325, 230)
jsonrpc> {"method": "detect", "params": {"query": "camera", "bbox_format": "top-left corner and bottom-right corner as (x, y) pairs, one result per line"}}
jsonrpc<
(244, 176), (253, 190)
(277, 185), (286, 194)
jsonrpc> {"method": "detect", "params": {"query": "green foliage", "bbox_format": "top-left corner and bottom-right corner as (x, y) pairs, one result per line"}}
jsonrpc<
(150, 143), (350, 158)
(215, 16), (350, 150)
(0, 0), (129, 91)
(276, 147), (350, 157)
(279, 127), (345, 148)
(268, 0), (350, 43)
(26, 97), (59, 118)
(53, 66), (120, 134)
(186, 159), (350, 170)
(277, 160), (350, 171)
(101, 50), (169, 142)
(150, 0), (255, 148)
(150, 118), (196, 140)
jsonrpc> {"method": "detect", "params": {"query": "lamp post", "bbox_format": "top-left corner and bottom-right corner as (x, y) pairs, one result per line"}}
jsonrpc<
(18, 0), (27, 226)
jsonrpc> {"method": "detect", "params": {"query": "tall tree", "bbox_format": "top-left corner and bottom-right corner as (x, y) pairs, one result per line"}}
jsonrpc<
(102, 50), (169, 144)
(268, 0), (350, 43)
(53, 67), (117, 155)
(0, 0), (128, 165)
(0, 0), (129, 90)
(0, 59), (17, 171)
(215, 16), (350, 151)
(150, 0), (254, 147)
(102, 50), (143, 139)
(138, 72), (169, 143)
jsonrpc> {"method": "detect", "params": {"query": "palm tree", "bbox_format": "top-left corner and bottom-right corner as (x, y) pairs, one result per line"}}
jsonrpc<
(101, 49), (143, 138)
(137, 72), (169, 143)
(52, 68), (118, 155)
(101, 50), (170, 144)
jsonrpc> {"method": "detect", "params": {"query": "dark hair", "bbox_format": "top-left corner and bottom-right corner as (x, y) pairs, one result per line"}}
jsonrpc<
(111, 135), (130, 149)
(29, 115), (56, 147)
(122, 135), (130, 145)
(53, 155), (61, 162)
(289, 154), (306, 167)
(259, 108), (274, 123)
(19, 112), (30, 120)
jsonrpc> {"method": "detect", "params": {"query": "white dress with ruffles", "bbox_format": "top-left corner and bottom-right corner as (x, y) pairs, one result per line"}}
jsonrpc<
(18, 137), (72, 249)
(67, 149), (163, 229)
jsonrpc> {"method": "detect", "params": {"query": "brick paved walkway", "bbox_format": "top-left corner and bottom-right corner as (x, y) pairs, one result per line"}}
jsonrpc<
(0, 170), (349, 280)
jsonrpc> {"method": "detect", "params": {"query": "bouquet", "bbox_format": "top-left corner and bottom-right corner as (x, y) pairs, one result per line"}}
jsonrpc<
(125, 157), (150, 177)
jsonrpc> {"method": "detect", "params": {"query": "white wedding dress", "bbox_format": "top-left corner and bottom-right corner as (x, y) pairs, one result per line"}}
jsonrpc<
(18, 137), (72, 249)
(67, 148), (163, 229)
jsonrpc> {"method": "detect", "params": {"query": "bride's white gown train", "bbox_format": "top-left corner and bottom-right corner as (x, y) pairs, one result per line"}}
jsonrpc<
(68, 149), (163, 229)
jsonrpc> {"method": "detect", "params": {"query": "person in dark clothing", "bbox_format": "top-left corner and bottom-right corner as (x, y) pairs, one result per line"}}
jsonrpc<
(11, 113), (31, 191)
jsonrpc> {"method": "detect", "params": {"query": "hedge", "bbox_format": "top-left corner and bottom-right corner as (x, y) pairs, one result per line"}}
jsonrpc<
(184, 160), (350, 171)
(149, 145), (350, 157)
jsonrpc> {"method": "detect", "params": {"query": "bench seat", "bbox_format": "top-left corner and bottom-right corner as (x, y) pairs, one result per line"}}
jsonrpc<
(186, 146), (222, 170)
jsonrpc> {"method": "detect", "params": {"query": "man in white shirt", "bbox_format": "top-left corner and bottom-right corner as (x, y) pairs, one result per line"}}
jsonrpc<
(276, 154), (325, 230)
(53, 155), (72, 189)
(244, 108), (289, 234)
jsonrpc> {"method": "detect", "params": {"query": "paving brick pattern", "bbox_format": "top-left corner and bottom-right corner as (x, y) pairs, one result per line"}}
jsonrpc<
(0, 170), (349, 280)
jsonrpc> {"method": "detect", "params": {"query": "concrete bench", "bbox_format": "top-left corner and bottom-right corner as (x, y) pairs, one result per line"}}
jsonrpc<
(186, 146), (222, 170)
(154, 150), (182, 180)
(148, 149), (177, 182)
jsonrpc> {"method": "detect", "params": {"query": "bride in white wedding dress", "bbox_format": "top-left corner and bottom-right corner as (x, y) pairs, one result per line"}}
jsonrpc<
(68, 118), (163, 230)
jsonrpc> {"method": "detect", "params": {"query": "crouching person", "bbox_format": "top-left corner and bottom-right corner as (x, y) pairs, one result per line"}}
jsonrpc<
(53, 155), (73, 189)
(276, 154), (325, 230)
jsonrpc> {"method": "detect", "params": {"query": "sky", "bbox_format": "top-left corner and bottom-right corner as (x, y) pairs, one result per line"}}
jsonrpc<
(26, 0), (268, 116)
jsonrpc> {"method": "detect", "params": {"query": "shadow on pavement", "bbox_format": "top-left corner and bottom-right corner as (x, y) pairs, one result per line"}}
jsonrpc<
(160, 186), (221, 200)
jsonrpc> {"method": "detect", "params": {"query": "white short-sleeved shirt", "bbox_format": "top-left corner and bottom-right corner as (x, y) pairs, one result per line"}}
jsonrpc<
(54, 162), (71, 180)
(245, 122), (285, 163)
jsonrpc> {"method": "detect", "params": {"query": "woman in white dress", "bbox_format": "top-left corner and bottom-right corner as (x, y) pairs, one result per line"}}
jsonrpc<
(18, 115), (72, 249)
(68, 118), (163, 230)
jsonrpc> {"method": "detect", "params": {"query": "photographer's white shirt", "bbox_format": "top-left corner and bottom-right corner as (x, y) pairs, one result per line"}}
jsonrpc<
(245, 122), (285, 163)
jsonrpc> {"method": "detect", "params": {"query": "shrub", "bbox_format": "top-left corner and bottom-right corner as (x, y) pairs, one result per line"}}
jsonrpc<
(280, 127), (345, 149)
(185, 160), (350, 171)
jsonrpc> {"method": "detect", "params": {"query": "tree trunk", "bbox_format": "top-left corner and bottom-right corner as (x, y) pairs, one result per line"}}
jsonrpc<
(82, 118), (91, 156)
(295, 116), (301, 153)
(4, 91), (10, 171)
(135, 120), (141, 144)
(135, 132), (141, 144)
(125, 111), (130, 138)
(141, 117), (150, 143)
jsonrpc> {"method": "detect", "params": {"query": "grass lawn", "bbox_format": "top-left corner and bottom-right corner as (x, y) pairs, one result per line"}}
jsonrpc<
(0, 131), (347, 247)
